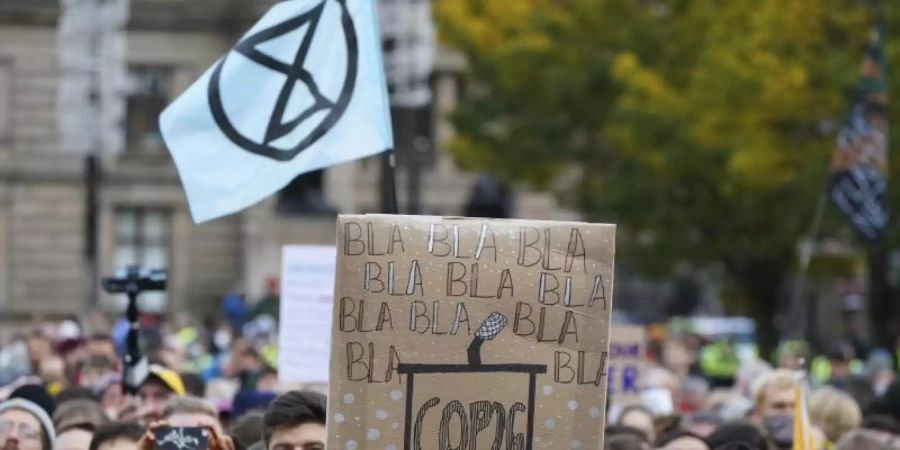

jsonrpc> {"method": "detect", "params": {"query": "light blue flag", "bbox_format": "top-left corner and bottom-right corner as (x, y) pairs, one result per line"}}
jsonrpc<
(160, 0), (393, 223)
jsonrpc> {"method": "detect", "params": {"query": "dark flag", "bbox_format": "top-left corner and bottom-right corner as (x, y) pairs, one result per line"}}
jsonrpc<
(827, 24), (889, 242)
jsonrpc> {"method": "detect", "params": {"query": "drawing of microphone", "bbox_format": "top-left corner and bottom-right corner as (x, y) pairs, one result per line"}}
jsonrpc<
(467, 312), (508, 366)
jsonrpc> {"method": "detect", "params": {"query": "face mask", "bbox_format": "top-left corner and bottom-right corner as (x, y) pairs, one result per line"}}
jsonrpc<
(762, 414), (794, 447)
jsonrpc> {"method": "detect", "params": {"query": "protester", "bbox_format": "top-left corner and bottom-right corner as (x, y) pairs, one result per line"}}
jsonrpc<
(229, 411), (264, 450)
(79, 357), (117, 392)
(5, 311), (900, 450)
(656, 429), (710, 450)
(91, 375), (124, 421)
(706, 422), (772, 450)
(83, 336), (118, 373)
(834, 428), (900, 450)
(808, 387), (862, 443)
(231, 391), (276, 424)
(262, 391), (325, 450)
(135, 366), (185, 424)
(55, 388), (96, 406)
(0, 397), (56, 450)
(55, 427), (93, 450)
(89, 423), (144, 450)
(682, 411), (723, 438)
(52, 399), (109, 450)
(605, 434), (651, 450)
(53, 399), (108, 432)
(750, 369), (799, 448)
(605, 425), (652, 450)
(8, 385), (56, 419)
(161, 396), (221, 432)
(616, 405), (657, 444)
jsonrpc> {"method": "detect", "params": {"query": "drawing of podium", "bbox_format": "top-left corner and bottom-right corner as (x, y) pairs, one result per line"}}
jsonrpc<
(398, 312), (548, 450)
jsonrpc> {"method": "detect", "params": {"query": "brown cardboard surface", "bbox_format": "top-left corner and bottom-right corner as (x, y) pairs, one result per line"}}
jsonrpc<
(328, 215), (616, 450)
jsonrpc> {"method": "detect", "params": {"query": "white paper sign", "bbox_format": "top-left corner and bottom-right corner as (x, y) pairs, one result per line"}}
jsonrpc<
(278, 245), (337, 383)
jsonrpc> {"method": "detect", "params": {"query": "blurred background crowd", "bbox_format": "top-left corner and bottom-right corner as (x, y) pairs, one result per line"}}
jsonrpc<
(2, 297), (900, 450)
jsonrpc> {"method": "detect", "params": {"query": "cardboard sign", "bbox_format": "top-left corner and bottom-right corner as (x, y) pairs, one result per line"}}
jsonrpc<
(278, 245), (337, 383)
(328, 215), (616, 450)
(607, 325), (647, 401)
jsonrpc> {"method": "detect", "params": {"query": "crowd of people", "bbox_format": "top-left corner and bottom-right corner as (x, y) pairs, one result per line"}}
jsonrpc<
(1, 308), (900, 450)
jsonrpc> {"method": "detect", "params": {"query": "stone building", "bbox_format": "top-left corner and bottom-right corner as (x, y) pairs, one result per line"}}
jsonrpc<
(0, 0), (574, 324)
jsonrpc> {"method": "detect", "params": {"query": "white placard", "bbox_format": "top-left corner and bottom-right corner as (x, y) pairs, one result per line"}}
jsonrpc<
(278, 245), (337, 383)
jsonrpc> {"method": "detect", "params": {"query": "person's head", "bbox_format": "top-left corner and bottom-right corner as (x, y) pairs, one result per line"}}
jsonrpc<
(52, 399), (108, 438)
(808, 387), (862, 442)
(136, 365), (185, 423)
(752, 370), (800, 421)
(0, 398), (57, 450)
(680, 377), (711, 413)
(79, 356), (117, 390)
(775, 341), (809, 371)
(862, 414), (900, 435)
(37, 358), (65, 386)
(90, 375), (123, 420)
(88, 423), (144, 450)
(55, 388), (97, 406)
(617, 405), (656, 444)
(162, 397), (220, 433)
(9, 385), (55, 419)
(735, 359), (774, 400)
(751, 370), (798, 448)
(263, 391), (326, 450)
(605, 433), (650, 450)
(605, 425), (649, 443)
(657, 430), (710, 450)
(84, 336), (117, 368)
(826, 344), (854, 382)
(684, 411), (722, 438)
(56, 429), (93, 450)
(230, 411), (265, 450)
(26, 335), (53, 365)
(867, 349), (895, 396)
(835, 428), (900, 450)
(232, 391), (277, 421)
(706, 421), (771, 450)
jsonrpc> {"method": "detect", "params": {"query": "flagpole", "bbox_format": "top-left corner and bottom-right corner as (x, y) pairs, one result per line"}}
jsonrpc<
(380, 151), (399, 214)
(787, 192), (827, 341)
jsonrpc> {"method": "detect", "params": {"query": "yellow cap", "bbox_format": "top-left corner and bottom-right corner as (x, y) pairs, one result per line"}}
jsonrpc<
(146, 364), (186, 396)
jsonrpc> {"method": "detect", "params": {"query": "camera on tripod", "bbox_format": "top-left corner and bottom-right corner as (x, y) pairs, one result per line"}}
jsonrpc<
(101, 265), (167, 394)
(101, 265), (167, 295)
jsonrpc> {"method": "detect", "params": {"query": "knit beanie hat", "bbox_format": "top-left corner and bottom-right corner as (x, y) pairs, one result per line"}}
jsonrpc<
(0, 398), (57, 450)
(10, 384), (56, 417)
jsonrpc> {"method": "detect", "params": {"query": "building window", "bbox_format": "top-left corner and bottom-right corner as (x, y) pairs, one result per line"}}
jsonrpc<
(276, 170), (337, 215)
(0, 61), (10, 140)
(125, 66), (173, 153)
(113, 207), (171, 311)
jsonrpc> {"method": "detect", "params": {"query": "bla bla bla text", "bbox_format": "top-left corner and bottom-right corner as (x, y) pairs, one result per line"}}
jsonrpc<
(341, 297), (594, 345)
(343, 221), (594, 274)
(344, 340), (609, 387)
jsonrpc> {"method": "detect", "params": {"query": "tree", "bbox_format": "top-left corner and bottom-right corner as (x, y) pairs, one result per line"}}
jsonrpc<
(436, 0), (899, 356)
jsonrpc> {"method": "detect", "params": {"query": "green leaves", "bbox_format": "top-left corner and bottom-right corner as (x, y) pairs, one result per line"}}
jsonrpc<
(436, 0), (893, 285)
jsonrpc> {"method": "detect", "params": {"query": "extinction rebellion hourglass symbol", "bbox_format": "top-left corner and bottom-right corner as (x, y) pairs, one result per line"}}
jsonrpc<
(207, 0), (358, 162)
(399, 313), (548, 450)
